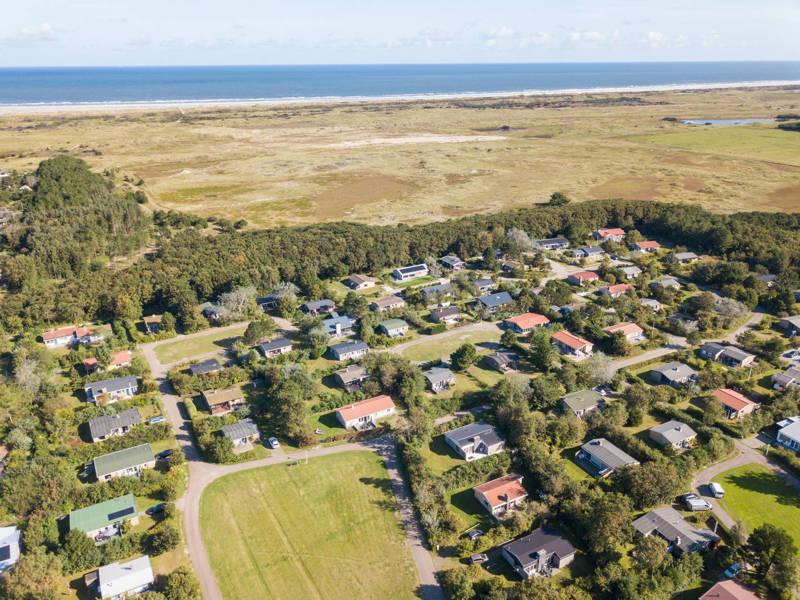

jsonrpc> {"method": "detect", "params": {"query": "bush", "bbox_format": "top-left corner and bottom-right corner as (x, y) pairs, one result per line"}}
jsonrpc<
(146, 523), (181, 556)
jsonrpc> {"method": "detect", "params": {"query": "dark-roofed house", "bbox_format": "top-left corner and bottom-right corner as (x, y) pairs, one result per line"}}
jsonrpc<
(431, 306), (461, 325)
(69, 494), (139, 543)
(392, 263), (429, 282)
(650, 362), (698, 387)
(202, 386), (245, 415)
(478, 291), (514, 313)
(571, 246), (604, 259)
(370, 295), (405, 313)
(472, 278), (494, 295)
(142, 315), (163, 334)
(93, 443), (155, 482)
(535, 237), (570, 250)
(674, 251), (699, 264)
(577, 438), (639, 478)
(439, 255), (466, 271)
(668, 312), (699, 331)
(779, 315), (800, 335)
(561, 389), (603, 419)
(259, 337), (292, 358)
(773, 366), (800, 391)
(421, 283), (453, 300)
(322, 312), (355, 339)
(334, 364), (370, 392)
(501, 527), (576, 579)
(85, 376), (139, 404)
(649, 420), (697, 450)
(484, 351), (517, 373)
(221, 418), (260, 447)
(299, 299), (335, 316)
(444, 422), (504, 461)
(473, 474), (528, 519)
(633, 506), (721, 554)
(501, 259), (528, 273)
(329, 340), (370, 361)
(651, 277), (680, 291)
(700, 343), (755, 368)
(379, 318), (409, 338)
(345, 274), (376, 290)
(190, 358), (221, 376)
(88, 409), (141, 443)
(257, 294), (277, 310)
(423, 366), (456, 393)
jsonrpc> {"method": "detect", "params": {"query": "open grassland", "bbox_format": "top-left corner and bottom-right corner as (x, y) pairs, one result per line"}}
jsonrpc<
(199, 451), (418, 600)
(400, 329), (499, 363)
(716, 463), (800, 551)
(153, 324), (246, 364)
(2, 87), (800, 226)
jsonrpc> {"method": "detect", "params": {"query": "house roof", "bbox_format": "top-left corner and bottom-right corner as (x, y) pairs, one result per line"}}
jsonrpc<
(577, 246), (604, 255)
(85, 376), (138, 397)
(421, 283), (452, 297)
(424, 366), (456, 385)
(347, 274), (375, 285)
(778, 418), (800, 443)
(632, 506), (720, 553)
(330, 340), (369, 354)
(551, 330), (592, 350)
(84, 357), (99, 370)
(675, 252), (699, 261)
(603, 283), (631, 295)
(88, 409), (141, 440)
(69, 494), (138, 533)
(190, 358), (221, 375)
(535, 237), (569, 246)
(504, 313), (550, 329)
(336, 395), (395, 422)
(651, 362), (697, 382)
(561, 389), (603, 412)
(371, 295), (404, 309)
(142, 315), (163, 324)
(322, 313), (354, 334)
(699, 580), (760, 600)
(259, 337), (292, 352)
(432, 306), (460, 319)
(301, 299), (335, 311)
(479, 291), (513, 308)
(652, 277), (680, 288)
(485, 352), (516, 370)
(722, 346), (754, 363)
(597, 227), (625, 237)
(603, 322), (643, 336)
(713, 389), (758, 412)
(93, 443), (154, 478)
(109, 350), (132, 366)
(570, 270), (599, 281)
(633, 240), (660, 249)
(98, 556), (154, 600)
(379, 318), (408, 330)
(395, 264), (427, 275)
(640, 298), (661, 307)
(0, 526), (20, 570)
(202, 386), (244, 406)
(473, 278), (494, 289)
(473, 474), (527, 508)
(621, 265), (642, 275)
(774, 366), (800, 387)
(335, 364), (369, 383)
(501, 527), (575, 568)
(701, 342), (726, 357)
(221, 418), (259, 440)
(42, 325), (80, 341)
(440, 255), (465, 267)
(781, 315), (800, 328)
(444, 422), (503, 449)
(581, 438), (639, 469)
(650, 420), (697, 444)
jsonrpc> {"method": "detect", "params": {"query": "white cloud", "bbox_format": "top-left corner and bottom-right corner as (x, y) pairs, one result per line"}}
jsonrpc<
(489, 26), (516, 38)
(569, 31), (606, 42)
(17, 23), (58, 41)
(647, 31), (665, 48)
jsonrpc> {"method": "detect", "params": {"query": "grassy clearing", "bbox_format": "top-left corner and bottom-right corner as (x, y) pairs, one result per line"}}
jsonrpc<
(401, 329), (499, 363)
(153, 325), (247, 364)
(199, 451), (418, 600)
(420, 433), (464, 476)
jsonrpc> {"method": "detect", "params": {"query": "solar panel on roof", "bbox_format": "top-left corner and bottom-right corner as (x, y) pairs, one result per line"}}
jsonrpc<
(0, 545), (10, 561)
(107, 506), (136, 521)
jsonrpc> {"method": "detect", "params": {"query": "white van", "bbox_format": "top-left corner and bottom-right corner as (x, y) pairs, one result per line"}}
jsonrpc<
(709, 482), (725, 498)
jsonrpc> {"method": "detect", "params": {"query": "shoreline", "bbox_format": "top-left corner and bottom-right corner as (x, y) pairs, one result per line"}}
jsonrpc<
(1, 79), (799, 116)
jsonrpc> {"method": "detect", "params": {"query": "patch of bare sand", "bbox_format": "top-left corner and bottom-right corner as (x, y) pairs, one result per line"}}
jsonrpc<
(766, 184), (800, 211)
(681, 177), (707, 192)
(589, 176), (663, 201)
(312, 175), (418, 219)
(325, 134), (506, 148)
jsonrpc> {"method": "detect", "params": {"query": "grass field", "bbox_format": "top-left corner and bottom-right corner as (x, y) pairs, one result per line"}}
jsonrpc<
(199, 451), (419, 600)
(716, 463), (800, 551)
(154, 325), (247, 364)
(401, 329), (499, 363)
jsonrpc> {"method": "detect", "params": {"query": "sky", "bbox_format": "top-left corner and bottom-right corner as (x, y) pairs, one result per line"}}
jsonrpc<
(2, 0), (799, 67)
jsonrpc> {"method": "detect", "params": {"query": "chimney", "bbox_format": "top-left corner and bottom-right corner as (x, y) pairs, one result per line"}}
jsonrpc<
(335, 322), (342, 335)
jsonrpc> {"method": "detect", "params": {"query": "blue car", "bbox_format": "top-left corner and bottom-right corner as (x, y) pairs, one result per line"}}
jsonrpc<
(148, 416), (167, 425)
(723, 563), (741, 579)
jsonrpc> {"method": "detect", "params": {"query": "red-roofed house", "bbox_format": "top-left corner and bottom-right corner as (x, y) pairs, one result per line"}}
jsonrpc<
(593, 228), (626, 242)
(83, 357), (100, 374)
(473, 474), (528, 519)
(503, 313), (550, 334)
(335, 395), (396, 430)
(713, 388), (760, 419)
(630, 240), (661, 253)
(599, 283), (632, 298)
(551, 330), (594, 357)
(567, 271), (600, 287)
(699, 580), (760, 600)
(108, 350), (133, 371)
(603, 322), (646, 343)
(42, 323), (111, 348)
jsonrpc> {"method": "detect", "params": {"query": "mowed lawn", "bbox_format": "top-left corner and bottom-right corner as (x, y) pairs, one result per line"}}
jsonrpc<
(401, 329), (499, 363)
(199, 451), (419, 600)
(154, 325), (247, 364)
(716, 464), (800, 550)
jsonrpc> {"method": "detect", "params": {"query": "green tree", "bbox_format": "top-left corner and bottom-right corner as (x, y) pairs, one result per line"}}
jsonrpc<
(162, 566), (201, 600)
(207, 435), (235, 463)
(549, 191), (570, 206)
(747, 523), (800, 593)
(59, 529), (101, 573)
(1, 547), (64, 600)
(242, 318), (277, 345)
(147, 523), (181, 556)
(450, 343), (477, 371)
(633, 535), (670, 573)
(501, 329), (517, 348)
(162, 311), (176, 331)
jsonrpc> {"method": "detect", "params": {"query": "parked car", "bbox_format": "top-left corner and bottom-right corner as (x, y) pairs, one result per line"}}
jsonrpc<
(467, 529), (484, 541)
(680, 493), (712, 511)
(724, 563), (741, 579)
(267, 437), (280, 449)
(148, 416), (167, 425)
(156, 449), (174, 460)
(470, 553), (489, 565)
(709, 482), (725, 498)
(146, 503), (167, 516)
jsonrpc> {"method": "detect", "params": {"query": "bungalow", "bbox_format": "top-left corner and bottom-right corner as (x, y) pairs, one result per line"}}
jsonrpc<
(334, 364), (370, 392)
(651, 277), (681, 291)
(392, 263), (429, 282)
(379, 318), (409, 338)
(620, 265), (643, 279)
(599, 283), (631, 298)
(190, 358), (221, 376)
(668, 312), (699, 331)
(259, 337), (293, 358)
(650, 362), (697, 387)
(603, 322), (646, 343)
(221, 418), (260, 446)
(0, 526), (20, 574)
(336, 395), (396, 430)
(473, 474), (528, 519)
(431, 306), (461, 325)
(571, 246), (605, 259)
(779, 315), (800, 335)
(472, 278), (494, 295)
(551, 330), (594, 357)
(640, 298), (663, 312)
(322, 312), (356, 339)
(88, 409), (141, 443)
(345, 274), (376, 290)
(420, 283), (453, 301)
(577, 438), (639, 478)
(69, 494), (139, 543)
(630, 240), (661, 253)
(478, 291), (514, 313)
(674, 251), (699, 264)
(501, 527), (575, 579)
(699, 581), (760, 600)
(42, 323), (111, 348)
(633, 506), (721, 554)
(423, 366), (456, 393)
(93, 443), (155, 482)
(593, 227), (626, 242)
(201, 304), (222, 321)
(535, 237), (570, 251)
(561, 389), (603, 419)
(444, 422), (505, 461)
(142, 315), (163, 334)
(773, 366), (800, 390)
(370, 295), (405, 313)
(713, 388), (760, 419)
(84, 357), (101, 374)
(439, 255), (466, 271)
(299, 299), (335, 316)
(256, 294), (277, 310)
(700, 343), (755, 368)
(95, 556), (154, 600)
(501, 259), (528, 273)
(202, 386), (245, 415)
(755, 273), (778, 287)
(484, 351), (517, 373)
(503, 312), (550, 334)
(107, 350), (133, 371)
(567, 271), (599, 287)
(329, 340), (370, 361)
(85, 376), (139, 404)
(649, 420), (697, 450)
(776, 416), (800, 451)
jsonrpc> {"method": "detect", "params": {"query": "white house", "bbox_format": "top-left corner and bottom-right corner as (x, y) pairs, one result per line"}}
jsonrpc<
(0, 526), (20, 574)
(96, 556), (155, 600)
(473, 474), (528, 519)
(391, 263), (428, 282)
(776, 416), (800, 451)
(335, 395), (396, 429)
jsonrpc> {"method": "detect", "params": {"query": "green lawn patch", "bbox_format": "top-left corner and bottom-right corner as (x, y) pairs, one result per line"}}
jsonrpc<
(154, 325), (247, 364)
(394, 276), (436, 288)
(420, 433), (464, 476)
(199, 451), (419, 600)
(446, 486), (494, 532)
(401, 329), (499, 363)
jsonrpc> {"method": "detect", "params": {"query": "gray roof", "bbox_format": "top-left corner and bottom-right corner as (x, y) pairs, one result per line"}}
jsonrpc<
(221, 418), (259, 441)
(536, 237), (569, 246)
(440, 255), (465, 267)
(479, 291), (513, 308)
(580, 438), (639, 470)
(621, 265), (643, 275)
(640, 298), (661, 307)
(424, 366), (455, 386)
(93, 443), (154, 478)
(301, 299), (335, 312)
(650, 420), (697, 444)
(632, 506), (720, 553)
(329, 340), (369, 354)
(484, 351), (515, 370)
(88, 409), (141, 440)
(778, 419), (800, 444)
(651, 361), (697, 383)
(561, 389), (603, 412)
(190, 358), (221, 375)
(85, 376), (138, 398)
(395, 264), (427, 275)
(781, 315), (800, 328)
(501, 527), (575, 568)
(444, 422), (502, 449)
(578, 245), (604, 255)
(701, 342), (726, 358)
(651, 278), (680, 289)
(335, 364), (369, 384)
(431, 306), (460, 319)
(259, 338), (292, 353)
(674, 252), (698, 260)
(421, 283), (452, 297)
(473, 278), (494, 290)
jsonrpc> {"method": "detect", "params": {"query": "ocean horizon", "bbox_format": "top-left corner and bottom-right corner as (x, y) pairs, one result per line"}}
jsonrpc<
(0, 61), (799, 107)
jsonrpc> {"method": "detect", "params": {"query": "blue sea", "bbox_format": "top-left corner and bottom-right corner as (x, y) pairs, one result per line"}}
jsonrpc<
(0, 62), (799, 107)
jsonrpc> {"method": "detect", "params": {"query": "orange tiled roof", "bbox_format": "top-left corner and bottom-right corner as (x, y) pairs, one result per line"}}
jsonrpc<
(473, 474), (528, 507)
(336, 395), (395, 422)
(598, 227), (625, 236)
(634, 240), (660, 248)
(603, 322), (643, 336)
(504, 313), (550, 329)
(552, 330), (592, 350)
(605, 283), (631, 294)
(713, 388), (758, 412)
